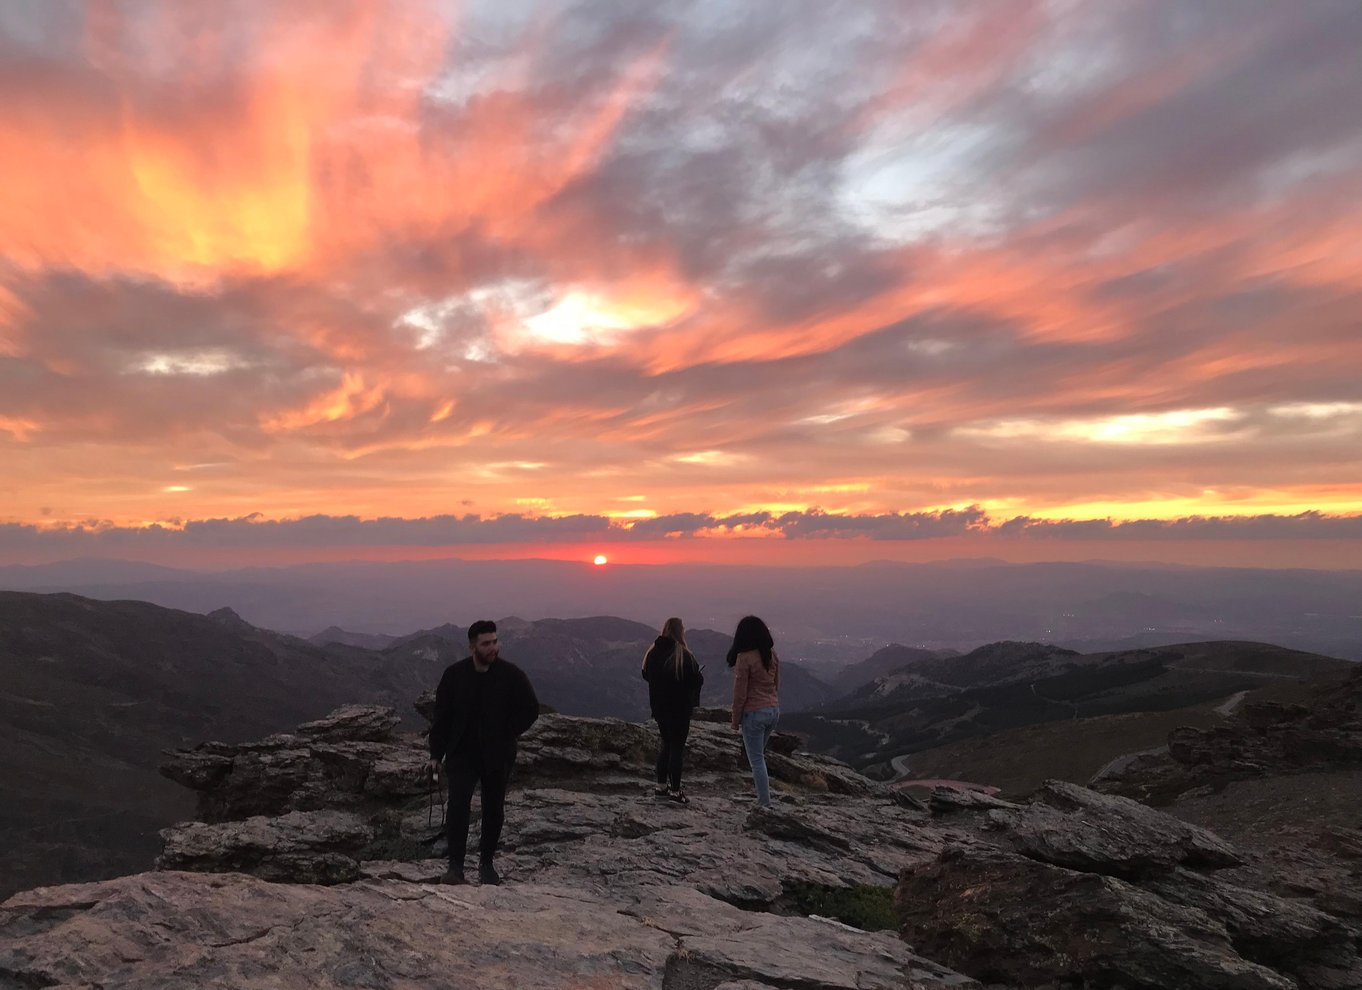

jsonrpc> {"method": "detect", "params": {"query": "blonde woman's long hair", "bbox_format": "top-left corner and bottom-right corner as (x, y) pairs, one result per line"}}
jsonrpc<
(642, 616), (690, 679)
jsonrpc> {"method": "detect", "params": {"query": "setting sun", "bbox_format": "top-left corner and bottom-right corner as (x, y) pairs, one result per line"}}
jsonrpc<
(593, 554), (608, 566)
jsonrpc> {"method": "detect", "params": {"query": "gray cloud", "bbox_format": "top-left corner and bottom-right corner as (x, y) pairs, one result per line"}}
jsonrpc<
(4, 508), (1359, 552)
(999, 511), (1362, 542)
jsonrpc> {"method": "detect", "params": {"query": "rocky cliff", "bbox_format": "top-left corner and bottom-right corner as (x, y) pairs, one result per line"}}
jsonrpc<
(3, 692), (1361, 989)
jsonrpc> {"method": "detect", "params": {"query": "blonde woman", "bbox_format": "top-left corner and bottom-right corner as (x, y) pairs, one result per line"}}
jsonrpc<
(641, 617), (705, 803)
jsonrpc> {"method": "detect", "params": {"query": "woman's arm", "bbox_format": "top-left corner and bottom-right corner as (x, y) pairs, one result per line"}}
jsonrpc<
(731, 654), (749, 729)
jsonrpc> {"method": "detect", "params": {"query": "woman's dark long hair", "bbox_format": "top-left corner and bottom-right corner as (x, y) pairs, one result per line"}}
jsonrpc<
(725, 615), (774, 670)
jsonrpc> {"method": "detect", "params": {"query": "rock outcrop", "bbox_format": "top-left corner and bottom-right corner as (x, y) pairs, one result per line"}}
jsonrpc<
(1086, 663), (1362, 974)
(1094, 664), (1362, 805)
(3, 696), (1360, 989)
(900, 780), (1361, 989)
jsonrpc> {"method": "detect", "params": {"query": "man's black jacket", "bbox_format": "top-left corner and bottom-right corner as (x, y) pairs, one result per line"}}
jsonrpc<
(429, 656), (540, 765)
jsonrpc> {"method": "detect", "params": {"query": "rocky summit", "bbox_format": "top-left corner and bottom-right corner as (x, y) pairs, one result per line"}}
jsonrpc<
(3, 694), (1361, 989)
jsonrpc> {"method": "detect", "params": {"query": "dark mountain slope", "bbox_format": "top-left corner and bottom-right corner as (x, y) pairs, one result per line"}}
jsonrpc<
(0, 592), (442, 897)
(783, 639), (1355, 770)
(831, 644), (941, 695)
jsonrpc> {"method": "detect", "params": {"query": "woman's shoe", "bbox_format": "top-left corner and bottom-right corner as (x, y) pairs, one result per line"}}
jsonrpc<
(653, 785), (670, 797)
(667, 789), (689, 804)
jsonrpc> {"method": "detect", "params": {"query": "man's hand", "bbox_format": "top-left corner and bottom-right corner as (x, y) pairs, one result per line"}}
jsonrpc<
(428, 759), (441, 775)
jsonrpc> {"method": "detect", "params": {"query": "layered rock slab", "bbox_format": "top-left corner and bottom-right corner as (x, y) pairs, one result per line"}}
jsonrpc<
(1, 870), (976, 990)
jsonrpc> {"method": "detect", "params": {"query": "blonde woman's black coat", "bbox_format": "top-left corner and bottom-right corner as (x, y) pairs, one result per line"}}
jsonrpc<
(641, 635), (704, 720)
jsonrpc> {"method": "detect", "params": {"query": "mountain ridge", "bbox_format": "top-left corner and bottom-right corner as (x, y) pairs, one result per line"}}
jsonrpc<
(4, 556), (1359, 659)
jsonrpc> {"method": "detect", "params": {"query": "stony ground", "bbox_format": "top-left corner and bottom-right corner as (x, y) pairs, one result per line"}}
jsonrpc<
(3, 705), (1361, 989)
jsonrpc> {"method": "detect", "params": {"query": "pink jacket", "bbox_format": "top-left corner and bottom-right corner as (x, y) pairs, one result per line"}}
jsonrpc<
(731, 649), (780, 727)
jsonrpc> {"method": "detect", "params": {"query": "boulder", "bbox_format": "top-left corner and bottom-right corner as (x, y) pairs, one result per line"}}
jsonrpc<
(927, 787), (1021, 816)
(1142, 868), (1361, 986)
(989, 779), (1243, 876)
(157, 810), (374, 884)
(296, 704), (400, 742)
(897, 845), (1296, 990)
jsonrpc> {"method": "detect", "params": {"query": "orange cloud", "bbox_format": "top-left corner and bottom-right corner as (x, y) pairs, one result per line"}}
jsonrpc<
(261, 371), (387, 434)
(2, 1), (1361, 560)
(0, 2), (671, 289)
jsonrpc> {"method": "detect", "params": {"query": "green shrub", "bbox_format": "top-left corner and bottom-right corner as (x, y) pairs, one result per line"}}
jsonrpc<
(359, 831), (435, 862)
(782, 881), (897, 932)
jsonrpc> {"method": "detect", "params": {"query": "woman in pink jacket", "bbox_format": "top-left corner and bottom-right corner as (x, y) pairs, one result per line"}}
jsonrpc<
(727, 615), (780, 808)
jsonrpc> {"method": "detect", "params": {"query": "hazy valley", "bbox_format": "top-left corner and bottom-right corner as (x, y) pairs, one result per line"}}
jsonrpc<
(4, 556), (1360, 662)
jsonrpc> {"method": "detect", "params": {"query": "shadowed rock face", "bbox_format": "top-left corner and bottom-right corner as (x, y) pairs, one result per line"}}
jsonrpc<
(899, 847), (1301, 990)
(899, 784), (1362, 990)
(3, 700), (1360, 989)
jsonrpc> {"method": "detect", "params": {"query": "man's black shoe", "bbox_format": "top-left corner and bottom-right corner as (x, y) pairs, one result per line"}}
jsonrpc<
(479, 861), (501, 886)
(441, 866), (466, 885)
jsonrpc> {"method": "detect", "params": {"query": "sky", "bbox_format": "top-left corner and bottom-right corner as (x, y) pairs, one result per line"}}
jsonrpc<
(1, 0), (1361, 568)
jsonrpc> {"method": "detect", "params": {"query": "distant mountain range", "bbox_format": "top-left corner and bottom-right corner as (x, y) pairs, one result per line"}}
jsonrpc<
(310, 626), (399, 650)
(374, 614), (839, 717)
(2, 556), (1359, 660)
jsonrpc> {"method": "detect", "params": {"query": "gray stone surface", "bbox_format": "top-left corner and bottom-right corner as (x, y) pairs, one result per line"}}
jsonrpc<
(3, 702), (1355, 990)
(1, 870), (977, 989)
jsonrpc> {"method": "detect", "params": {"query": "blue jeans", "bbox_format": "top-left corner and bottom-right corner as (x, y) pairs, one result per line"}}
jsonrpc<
(740, 706), (780, 807)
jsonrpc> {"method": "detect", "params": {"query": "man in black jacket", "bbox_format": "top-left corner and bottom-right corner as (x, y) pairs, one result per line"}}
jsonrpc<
(428, 619), (539, 885)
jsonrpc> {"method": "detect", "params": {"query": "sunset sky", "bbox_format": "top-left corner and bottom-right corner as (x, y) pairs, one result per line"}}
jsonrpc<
(2, 0), (1360, 568)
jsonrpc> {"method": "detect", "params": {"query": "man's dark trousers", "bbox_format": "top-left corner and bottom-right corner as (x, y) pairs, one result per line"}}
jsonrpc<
(446, 747), (510, 868)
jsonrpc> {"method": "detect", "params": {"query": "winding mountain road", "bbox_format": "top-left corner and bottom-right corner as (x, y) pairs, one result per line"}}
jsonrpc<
(886, 752), (1000, 795)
